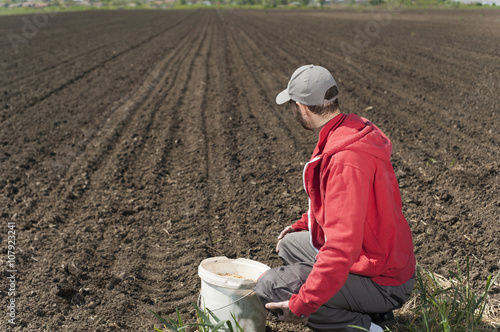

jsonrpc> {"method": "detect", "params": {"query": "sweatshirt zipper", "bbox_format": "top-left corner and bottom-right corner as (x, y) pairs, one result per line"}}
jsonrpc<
(303, 156), (321, 253)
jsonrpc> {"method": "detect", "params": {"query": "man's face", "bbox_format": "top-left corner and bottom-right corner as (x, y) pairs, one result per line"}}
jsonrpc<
(290, 101), (312, 131)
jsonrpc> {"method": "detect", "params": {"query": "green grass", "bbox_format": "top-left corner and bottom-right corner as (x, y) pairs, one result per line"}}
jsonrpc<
(391, 259), (500, 332)
(0, 5), (122, 16)
(406, 260), (499, 331)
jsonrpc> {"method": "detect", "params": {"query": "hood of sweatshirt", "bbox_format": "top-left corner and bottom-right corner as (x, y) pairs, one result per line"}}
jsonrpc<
(313, 113), (392, 162)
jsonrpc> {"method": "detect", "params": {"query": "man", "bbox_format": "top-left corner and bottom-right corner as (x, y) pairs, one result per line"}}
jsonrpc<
(254, 65), (416, 332)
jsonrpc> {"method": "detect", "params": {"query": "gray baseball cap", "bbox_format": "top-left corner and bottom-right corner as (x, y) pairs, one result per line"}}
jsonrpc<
(276, 65), (338, 106)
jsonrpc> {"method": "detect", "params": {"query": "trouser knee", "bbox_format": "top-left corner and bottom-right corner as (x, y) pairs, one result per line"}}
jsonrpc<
(254, 263), (312, 306)
(278, 231), (316, 265)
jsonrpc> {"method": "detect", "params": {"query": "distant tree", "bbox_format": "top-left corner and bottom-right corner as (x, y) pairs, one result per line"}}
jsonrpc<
(261, 0), (275, 6)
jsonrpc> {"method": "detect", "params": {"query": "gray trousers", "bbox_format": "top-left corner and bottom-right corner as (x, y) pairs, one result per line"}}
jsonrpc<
(254, 231), (415, 332)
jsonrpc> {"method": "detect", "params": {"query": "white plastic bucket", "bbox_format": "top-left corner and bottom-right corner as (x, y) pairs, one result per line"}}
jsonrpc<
(198, 256), (270, 332)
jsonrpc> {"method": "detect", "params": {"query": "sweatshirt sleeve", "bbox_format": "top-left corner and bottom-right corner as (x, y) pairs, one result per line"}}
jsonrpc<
(291, 213), (309, 231)
(289, 163), (370, 316)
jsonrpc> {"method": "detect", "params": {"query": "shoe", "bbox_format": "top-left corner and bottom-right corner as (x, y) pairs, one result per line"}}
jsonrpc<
(369, 311), (397, 328)
(369, 322), (383, 332)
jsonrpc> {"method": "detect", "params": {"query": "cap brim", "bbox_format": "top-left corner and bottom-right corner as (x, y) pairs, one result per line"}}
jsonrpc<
(276, 89), (291, 105)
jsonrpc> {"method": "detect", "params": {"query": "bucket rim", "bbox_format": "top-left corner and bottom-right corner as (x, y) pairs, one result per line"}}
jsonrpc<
(198, 256), (270, 290)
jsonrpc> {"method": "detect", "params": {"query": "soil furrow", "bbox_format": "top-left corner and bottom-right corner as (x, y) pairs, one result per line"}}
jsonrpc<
(133, 12), (216, 313)
(24, 16), (206, 223)
(224, 18), (312, 161)
(2, 42), (117, 87)
(5, 11), (198, 115)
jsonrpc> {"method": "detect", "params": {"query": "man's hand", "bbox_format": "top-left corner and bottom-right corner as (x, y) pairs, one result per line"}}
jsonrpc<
(265, 301), (308, 325)
(276, 225), (295, 253)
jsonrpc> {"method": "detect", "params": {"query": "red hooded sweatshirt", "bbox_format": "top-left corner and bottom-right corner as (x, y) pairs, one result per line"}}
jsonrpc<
(288, 113), (416, 317)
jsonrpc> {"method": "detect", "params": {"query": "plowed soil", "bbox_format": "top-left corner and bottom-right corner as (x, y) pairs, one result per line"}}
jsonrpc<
(0, 8), (499, 331)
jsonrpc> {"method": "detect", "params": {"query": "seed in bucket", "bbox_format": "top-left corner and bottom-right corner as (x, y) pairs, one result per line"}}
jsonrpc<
(218, 273), (256, 281)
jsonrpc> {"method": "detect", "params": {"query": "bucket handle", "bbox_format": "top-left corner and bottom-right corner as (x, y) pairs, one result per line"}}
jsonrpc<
(198, 290), (256, 312)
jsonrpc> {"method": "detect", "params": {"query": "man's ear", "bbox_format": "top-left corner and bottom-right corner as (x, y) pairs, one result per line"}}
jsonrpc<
(297, 102), (309, 116)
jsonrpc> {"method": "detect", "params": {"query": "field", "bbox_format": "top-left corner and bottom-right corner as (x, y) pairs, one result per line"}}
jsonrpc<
(0, 7), (499, 331)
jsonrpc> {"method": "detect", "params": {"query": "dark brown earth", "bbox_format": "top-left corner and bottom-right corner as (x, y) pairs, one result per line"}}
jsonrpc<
(0, 7), (499, 331)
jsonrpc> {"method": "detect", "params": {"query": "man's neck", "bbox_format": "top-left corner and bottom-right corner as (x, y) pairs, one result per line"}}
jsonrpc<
(312, 110), (341, 136)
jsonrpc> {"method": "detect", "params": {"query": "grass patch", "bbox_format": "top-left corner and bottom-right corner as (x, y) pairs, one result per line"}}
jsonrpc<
(0, 5), (126, 17)
(394, 258), (500, 331)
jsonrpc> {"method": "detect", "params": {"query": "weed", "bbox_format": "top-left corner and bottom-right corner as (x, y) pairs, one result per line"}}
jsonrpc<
(426, 157), (437, 165)
(403, 258), (499, 331)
